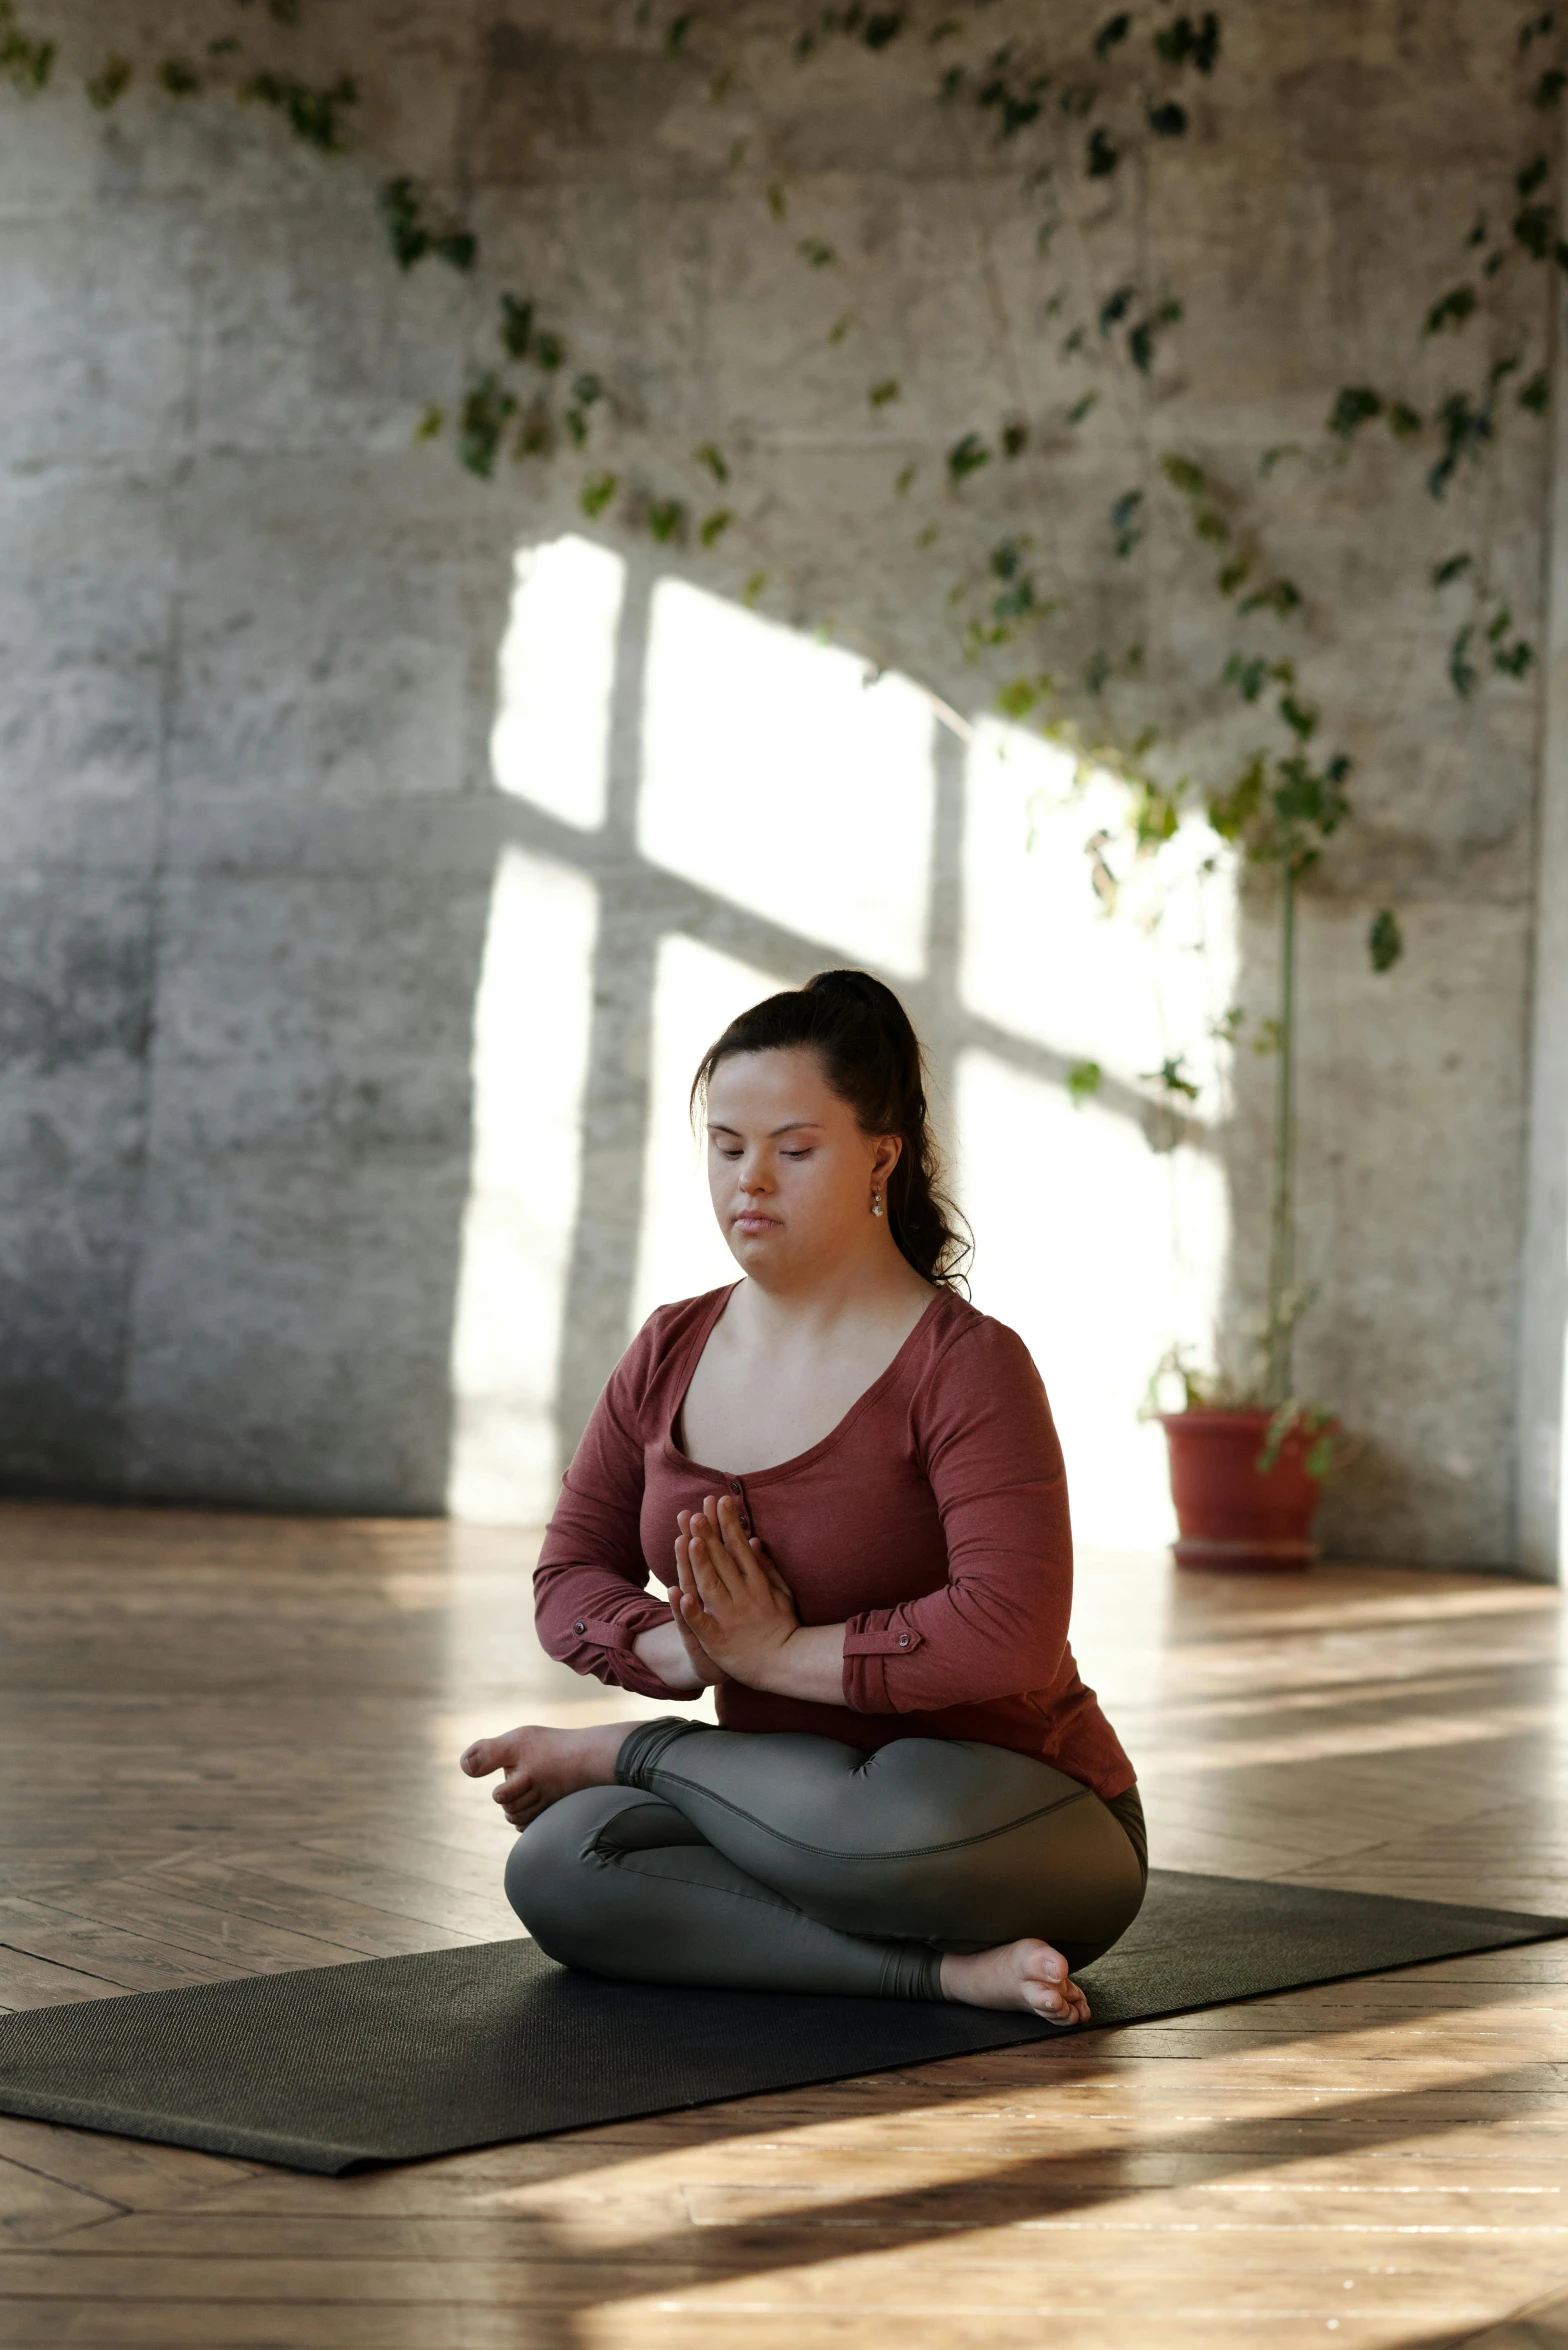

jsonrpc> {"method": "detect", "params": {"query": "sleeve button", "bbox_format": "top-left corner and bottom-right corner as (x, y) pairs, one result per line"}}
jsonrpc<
(897, 1633), (910, 1646)
(572, 1621), (586, 1634)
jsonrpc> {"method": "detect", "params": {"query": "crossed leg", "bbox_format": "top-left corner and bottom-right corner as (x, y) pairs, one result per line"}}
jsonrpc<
(462, 1718), (1145, 2022)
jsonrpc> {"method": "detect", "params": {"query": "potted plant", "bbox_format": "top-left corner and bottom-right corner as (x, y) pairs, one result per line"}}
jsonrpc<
(1147, 726), (1383, 1570)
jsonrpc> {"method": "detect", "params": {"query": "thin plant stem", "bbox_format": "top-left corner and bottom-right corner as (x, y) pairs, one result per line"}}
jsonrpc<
(1266, 860), (1298, 1405)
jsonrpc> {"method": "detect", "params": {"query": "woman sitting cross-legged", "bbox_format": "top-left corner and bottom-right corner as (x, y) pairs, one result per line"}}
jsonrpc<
(461, 970), (1145, 2024)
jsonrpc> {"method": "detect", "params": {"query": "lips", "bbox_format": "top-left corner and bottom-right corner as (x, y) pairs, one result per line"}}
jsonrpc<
(733, 1211), (782, 1234)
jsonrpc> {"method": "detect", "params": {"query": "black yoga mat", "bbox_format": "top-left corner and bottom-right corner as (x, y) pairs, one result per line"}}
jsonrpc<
(1, 1869), (1562, 2174)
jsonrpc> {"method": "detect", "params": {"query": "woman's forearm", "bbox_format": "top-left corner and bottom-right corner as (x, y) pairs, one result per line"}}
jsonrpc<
(631, 1620), (710, 1695)
(751, 1622), (847, 1704)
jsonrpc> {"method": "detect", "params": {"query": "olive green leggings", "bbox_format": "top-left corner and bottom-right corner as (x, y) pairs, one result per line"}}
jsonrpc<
(505, 1719), (1147, 2003)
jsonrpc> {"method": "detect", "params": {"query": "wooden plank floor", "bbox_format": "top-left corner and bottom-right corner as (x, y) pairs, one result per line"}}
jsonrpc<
(1, 1504), (1567, 2347)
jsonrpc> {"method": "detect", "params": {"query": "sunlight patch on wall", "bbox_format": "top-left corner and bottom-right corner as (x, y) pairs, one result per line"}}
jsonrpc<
(957, 1048), (1229, 1550)
(489, 534), (625, 829)
(961, 718), (1237, 1104)
(639, 580), (935, 977)
(631, 932), (784, 1332)
(447, 847), (597, 1523)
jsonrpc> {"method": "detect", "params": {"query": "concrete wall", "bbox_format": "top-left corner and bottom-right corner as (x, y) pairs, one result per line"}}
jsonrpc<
(0, 0), (1563, 1564)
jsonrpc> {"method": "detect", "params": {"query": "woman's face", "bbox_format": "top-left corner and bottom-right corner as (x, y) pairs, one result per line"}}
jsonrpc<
(704, 1048), (900, 1283)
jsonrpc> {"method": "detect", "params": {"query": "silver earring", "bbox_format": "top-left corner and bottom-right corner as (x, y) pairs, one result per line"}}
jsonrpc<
(871, 1190), (884, 1218)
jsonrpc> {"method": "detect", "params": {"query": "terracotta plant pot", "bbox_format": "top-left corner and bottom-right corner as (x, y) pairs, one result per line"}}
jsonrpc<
(1157, 1408), (1330, 1571)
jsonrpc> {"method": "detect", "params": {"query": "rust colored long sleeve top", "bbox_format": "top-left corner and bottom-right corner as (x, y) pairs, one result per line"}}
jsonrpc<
(533, 1285), (1135, 1801)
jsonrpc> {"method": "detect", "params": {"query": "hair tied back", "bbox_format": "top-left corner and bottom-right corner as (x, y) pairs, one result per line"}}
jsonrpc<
(691, 968), (971, 1291)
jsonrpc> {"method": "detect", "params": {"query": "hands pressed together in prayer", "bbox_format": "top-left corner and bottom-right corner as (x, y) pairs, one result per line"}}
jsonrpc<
(674, 1495), (799, 1686)
(634, 1495), (846, 1704)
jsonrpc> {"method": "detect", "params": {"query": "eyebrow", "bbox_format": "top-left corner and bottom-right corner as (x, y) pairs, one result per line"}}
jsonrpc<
(706, 1120), (825, 1137)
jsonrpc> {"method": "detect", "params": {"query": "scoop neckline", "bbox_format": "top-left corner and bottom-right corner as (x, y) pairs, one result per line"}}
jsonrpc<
(665, 1282), (947, 1485)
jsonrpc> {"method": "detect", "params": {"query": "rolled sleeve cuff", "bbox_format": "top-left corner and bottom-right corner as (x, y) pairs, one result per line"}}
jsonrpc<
(555, 1600), (673, 1695)
(571, 1608), (664, 1652)
(841, 1610), (925, 1712)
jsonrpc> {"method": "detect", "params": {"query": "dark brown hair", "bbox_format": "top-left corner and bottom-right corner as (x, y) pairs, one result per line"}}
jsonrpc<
(690, 969), (971, 1290)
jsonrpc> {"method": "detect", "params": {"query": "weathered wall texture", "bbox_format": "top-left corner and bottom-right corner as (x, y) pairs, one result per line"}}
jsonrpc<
(0, 0), (1562, 1563)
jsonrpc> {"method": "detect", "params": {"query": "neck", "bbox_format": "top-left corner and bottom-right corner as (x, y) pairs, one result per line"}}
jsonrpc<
(735, 1234), (931, 1340)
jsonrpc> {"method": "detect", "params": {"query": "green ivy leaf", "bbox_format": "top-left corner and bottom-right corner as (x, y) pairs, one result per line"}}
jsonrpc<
(240, 70), (359, 151)
(1160, 453), (1206, 496)
(1206, 753), (1265, 841)
(1142, 1055), (1199, 1100)
(1223, 653), (1268, 701)
(1110, 488), (1144, 557)
(1428, 390), (1493, 497)
(1431, 551), (1473, 587)
(1521, 369), (1551, 413)
(86, 55), (132, 108)
(1092, 14), (1131, 58)
(1086, 125), (1119, 176)
(1238, 578), (1302, 618)
(1387, 401), (1423, 439)
(1328, 385), (1382, 438)
(1067, 391), (1099, 424)
(1147, 101), (1187, 135)
(647, 497), (688, 543)
(580, 472), (618, 519)
(1153, 11), (1220, 71)
(867, 379), (901, 409)
(947, 432), (992, 481)
(1534, 64), (1567, 106)
(1368, 909), (1403, 973)
(797, 237), (837, 267)
(379, 178), (429, 269)
(695, 441), (730, 481)
(1448, 623), (1478, 697)
(1424, 285), (1477, 334)
(1514, 201), (1554, 258)
(1068, 1059), (1104, 1105)
(458, 373), (517, 480)
(699, 507), (734, 546)
(157, 57), (201, 96)
(436, 228), (477, 272)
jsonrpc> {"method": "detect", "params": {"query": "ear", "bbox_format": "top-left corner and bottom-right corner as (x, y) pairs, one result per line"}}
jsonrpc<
(871, 1132), (903, 1186)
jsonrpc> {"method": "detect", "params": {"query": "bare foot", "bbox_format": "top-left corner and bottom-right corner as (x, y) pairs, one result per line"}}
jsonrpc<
(939, 1939), (1091, 2027)
(459, 1721), (634, 1831)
